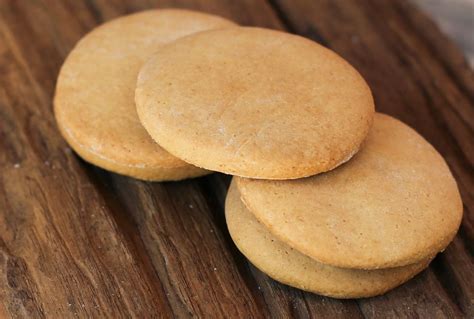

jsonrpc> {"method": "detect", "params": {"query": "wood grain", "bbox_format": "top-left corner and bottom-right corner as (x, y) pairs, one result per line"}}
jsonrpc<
(413, 0), (474, 66)
(0, 0), (472, 318)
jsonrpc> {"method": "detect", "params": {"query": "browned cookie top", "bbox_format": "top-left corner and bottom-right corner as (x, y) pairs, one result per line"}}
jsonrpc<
(55, 9), (235, 180)
(237, 113), (463, 269)
(226, 180), (430, 298)
(136, 27), (374, 179)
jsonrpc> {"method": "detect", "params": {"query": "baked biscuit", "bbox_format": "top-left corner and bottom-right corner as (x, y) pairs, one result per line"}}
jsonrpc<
(226, 181), (430, 298)
(136, 27), (374, 179)
(237, 113), (462, 269)
(55, 9), (236, 180)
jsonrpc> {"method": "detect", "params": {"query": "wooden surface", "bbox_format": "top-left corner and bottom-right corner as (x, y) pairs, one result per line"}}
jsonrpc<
(0, 0), (473, 318)
(413, 0), (474, 66)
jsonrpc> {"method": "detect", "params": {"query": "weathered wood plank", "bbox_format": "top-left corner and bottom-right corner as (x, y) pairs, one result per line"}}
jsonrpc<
(0, 0), (472, 318)
(413, 0), (474, 66)
(0, 29), (174, 318)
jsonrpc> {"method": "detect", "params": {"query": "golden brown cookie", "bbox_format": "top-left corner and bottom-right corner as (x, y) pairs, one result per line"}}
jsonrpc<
(135, 27), (374, 179)
(226, 181), (430, 298)
(55, 9), (236, 180)
(237, 113), (462, 269)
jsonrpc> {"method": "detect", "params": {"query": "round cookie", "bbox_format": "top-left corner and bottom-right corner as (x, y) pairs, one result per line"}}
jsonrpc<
(226, 181), (430, 298)
(237, 113), (463, 269)
(54, 9), (236, 180)
(135, 27), (374, 179)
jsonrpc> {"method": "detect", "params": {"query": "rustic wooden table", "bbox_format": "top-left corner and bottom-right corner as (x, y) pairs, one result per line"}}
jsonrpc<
(414, 0), (474, 66)
(0, 1), (473, 318)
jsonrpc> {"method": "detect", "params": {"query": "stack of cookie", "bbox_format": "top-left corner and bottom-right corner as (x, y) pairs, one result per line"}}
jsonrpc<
(54, 10), (463, 298)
